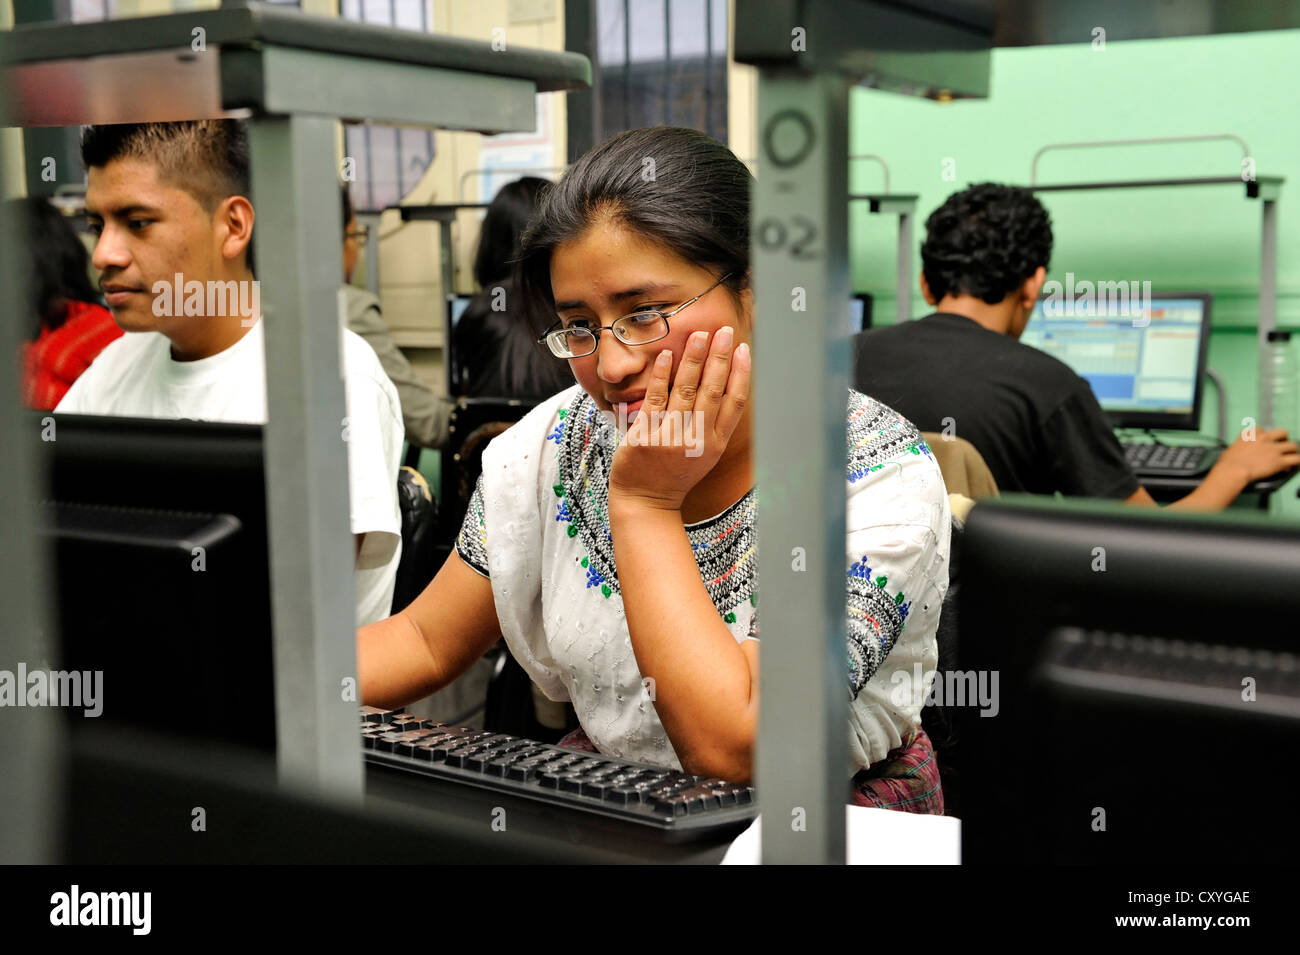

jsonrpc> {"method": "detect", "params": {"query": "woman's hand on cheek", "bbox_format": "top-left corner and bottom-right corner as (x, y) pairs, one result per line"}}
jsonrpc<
(607, 326), (751, 512)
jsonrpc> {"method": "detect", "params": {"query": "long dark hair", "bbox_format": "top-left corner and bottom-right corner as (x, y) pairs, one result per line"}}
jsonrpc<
(11, 197), (102, 340)
(458, 177), (574, 400)
(474, 176), (551, 288)
(515, 126), (752, 337)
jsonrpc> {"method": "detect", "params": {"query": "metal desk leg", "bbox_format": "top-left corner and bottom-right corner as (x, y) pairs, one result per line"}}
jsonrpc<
(248, 114), (362, 800)
(753, 69), (850, 864)
(1259, 194), (1278, 426)
(0, 203), (63, 863)
(897, 209), (913, 323)
(439, 219), (455, 395)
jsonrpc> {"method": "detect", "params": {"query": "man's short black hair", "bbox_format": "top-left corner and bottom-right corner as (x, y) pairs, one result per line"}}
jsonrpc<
(80, 119), (255, 274)
(920, 183), (1053, 304)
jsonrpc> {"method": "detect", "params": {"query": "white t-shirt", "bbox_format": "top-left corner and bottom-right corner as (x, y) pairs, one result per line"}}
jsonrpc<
(455, 384), (950, 773)
(57, 319), (404, 627)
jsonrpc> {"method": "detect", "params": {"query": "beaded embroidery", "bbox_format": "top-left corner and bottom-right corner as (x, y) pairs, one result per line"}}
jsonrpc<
(457, 388), (934, 664)
(550, 391), (760, 619)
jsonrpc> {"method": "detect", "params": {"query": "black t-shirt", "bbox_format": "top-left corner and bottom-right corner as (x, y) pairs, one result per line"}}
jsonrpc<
(853, 312), (1139, 499)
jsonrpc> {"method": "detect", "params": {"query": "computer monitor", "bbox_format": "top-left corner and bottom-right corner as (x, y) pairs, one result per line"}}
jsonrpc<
(35, 413), (276, 755)
(446, 294), (475, 393)
(849, 293), (873, 333)
(955, 495), (1300, 864)
(1020, 291), (1212, 430)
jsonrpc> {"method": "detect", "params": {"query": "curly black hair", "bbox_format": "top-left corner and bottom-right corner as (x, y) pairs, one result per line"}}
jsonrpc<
(920, 183), (1053, 305)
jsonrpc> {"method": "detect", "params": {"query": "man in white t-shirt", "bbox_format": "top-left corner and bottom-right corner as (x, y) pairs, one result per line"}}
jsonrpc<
(56, 119), (403, 626)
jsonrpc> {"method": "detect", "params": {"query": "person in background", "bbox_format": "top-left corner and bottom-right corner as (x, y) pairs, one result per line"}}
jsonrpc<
(341, 186), (452, 450)
(855, 183), (1299, 509)
(453, 177), (574, 401)
(58, 120), (404, 627)
(17, 196), (123, 410)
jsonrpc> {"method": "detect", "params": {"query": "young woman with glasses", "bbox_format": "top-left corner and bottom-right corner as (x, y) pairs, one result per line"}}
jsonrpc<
(358, 126), (951, 810)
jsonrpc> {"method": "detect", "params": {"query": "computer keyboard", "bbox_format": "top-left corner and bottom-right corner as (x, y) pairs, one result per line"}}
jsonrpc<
(1121, 440), (1219, 476)
(1039, 628), (1300, 718)
(361, 707), (757, 837)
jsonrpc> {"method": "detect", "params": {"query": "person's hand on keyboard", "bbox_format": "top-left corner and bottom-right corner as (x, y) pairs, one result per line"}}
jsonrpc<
(1214, 427), (1300, 484)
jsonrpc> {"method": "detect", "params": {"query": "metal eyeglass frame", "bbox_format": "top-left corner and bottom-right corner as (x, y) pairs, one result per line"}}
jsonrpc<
(537, 271), (735, 358)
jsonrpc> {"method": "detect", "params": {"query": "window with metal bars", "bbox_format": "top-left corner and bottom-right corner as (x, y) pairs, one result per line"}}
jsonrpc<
(339, 0), (437, 213)
(593, 0), (728, 144)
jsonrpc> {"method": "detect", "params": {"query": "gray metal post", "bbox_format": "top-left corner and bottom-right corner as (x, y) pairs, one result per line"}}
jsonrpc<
(247, 114), (362, 799)
(1259, 193), (1278, 427)
(753, 69), (850, 864)
(0, 182), (63, 864)
(358, 211), (383, 298)
(439, 218), (455, 394)
(897, 208), (913, 323)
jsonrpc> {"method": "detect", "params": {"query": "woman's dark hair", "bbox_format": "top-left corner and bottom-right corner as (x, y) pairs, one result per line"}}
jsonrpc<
(920, 183), (1053, 305)
(11, 197), (102, 340)
(473, 176), (550, 288)
(515, 126), (752, 337)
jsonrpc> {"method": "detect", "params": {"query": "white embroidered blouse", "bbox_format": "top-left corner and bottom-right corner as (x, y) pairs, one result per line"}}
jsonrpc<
(456, 384), (951, 775)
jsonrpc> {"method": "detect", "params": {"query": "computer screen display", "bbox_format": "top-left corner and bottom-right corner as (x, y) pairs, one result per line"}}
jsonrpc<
(448, 295), (472, 327)
(849, 294), (872, 332)
(1020, 292), (1211, 430)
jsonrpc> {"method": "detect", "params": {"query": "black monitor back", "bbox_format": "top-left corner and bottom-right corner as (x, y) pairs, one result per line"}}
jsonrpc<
(956, 496), (1300, 864)
(35, 413), (275, 754)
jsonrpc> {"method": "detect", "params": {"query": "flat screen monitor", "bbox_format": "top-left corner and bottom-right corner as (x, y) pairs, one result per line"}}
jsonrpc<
(35, 413), (276, 755)
(1020, 291), (1212, 430)
(956, 495), (1300, 864)
(849, 293), (873, 333)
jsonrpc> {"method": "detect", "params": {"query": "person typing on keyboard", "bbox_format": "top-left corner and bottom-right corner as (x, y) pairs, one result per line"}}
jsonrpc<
(854, 183), (1300, 510)
(359, 127), (951, 811)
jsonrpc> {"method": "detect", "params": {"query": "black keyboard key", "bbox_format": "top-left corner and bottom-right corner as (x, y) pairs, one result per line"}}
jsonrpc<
(605, 785), (643, 805)
(558, 775), (586, 794)
(444, 745), (491, 768)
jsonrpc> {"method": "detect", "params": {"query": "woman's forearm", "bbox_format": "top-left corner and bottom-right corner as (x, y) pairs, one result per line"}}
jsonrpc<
(609, 495), (757, 780)
(357, 611), (445, 710)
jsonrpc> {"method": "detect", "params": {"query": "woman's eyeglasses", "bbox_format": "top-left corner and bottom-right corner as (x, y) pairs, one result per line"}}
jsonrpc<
(345, 225), (370, 248)
(538, 272), (734, 359)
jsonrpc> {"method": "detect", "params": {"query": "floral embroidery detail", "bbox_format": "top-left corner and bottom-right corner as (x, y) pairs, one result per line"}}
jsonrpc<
(845, 551), (907, 700)
(846, 390), (925, 483)
(553, 391), (759, 616)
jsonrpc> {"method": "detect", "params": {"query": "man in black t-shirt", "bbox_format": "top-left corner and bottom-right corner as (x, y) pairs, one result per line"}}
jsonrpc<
(854, 183), (1298, 508)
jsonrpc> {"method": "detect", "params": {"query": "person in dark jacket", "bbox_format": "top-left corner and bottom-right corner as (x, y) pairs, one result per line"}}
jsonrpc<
(453, 177), (574, 401)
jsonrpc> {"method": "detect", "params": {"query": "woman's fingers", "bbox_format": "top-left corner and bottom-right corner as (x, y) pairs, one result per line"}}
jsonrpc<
(696, 326), (734, 421)
(714, 340), (750, 442)
(628, 348), (673, 445)
(665, 330), (709, 416)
